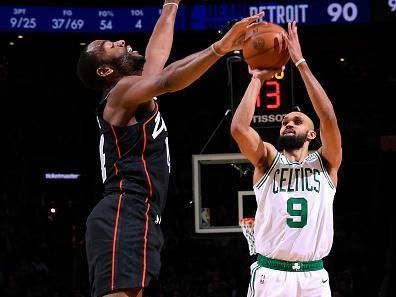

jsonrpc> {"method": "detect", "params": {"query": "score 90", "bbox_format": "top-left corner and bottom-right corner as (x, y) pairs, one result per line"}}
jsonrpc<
(256, 72), (284, 110)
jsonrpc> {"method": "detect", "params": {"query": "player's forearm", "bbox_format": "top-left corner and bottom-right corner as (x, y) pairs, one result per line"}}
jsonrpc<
(160, 46), (222, 92)
(231, 77), (262, 131)
(145, 4), (178, 67)
(297, 63), (337, 123)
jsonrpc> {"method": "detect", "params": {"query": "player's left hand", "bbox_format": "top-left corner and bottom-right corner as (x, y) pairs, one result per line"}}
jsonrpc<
(216, 12), (265, 54)
(249, 65), (283, 82)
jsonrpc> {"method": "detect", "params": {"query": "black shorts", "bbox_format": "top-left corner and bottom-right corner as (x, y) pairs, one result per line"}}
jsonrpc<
(85, 193), (164, 297)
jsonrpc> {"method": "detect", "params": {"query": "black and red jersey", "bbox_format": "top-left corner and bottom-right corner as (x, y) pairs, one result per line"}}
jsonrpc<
(96, 97), (170, 212)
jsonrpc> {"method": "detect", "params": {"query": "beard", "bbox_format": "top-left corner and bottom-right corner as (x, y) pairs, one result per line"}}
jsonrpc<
(111, 50), (146, 76)
(277, 132), (308, 150)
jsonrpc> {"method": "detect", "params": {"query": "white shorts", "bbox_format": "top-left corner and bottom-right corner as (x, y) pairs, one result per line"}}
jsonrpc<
(247, 261), (331, 297)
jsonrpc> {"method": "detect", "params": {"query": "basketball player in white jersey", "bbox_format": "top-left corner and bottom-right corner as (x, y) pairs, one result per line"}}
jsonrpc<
(231, 21), (342, 297)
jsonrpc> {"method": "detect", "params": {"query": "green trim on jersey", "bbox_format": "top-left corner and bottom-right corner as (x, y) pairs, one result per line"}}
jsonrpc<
(248, 264), (261, 297)
(255, 153), (281, 189)
(314, 151), (335, 189)
(257, 254), (323, 272)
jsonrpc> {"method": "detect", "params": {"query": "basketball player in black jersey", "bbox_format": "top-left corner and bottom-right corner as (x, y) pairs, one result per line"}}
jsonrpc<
(77, 1), (265, 296)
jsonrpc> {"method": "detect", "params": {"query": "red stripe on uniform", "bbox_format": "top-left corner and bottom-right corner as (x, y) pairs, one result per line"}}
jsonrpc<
(141, 198), (151, 287)
(141, 104), (158, 198)
(111, 125), (122, 158)
(140, 103), (158, 286)
(110, 125), (124, 291)
(111, 193), (123, 290)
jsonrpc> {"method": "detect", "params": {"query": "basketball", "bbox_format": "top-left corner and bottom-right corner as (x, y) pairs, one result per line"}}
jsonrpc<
(243, 22), (290, 69)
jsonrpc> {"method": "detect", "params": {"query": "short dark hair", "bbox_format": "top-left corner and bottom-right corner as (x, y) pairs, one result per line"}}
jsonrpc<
(77, 46), (106, 91)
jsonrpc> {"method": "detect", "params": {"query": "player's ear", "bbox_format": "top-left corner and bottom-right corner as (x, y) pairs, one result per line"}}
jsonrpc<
(307, 130), (316, 140)
(97, 65), (114, 77)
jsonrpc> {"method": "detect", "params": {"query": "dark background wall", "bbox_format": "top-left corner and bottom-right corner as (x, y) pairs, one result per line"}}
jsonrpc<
(0, 1), (395, 296)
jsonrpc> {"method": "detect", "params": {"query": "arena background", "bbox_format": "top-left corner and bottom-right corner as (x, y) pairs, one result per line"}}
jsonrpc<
(0, 0), (395, 296)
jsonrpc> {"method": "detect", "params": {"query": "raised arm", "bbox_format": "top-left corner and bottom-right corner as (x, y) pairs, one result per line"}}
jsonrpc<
(113, 13), (265, 108)
(142, 0), (180, 76)
(230, 68), (279, 184)
(283, 21), (342, 176)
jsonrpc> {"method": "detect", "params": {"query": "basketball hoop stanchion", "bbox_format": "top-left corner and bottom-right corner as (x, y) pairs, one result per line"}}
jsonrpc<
(239, 218), (256, 256)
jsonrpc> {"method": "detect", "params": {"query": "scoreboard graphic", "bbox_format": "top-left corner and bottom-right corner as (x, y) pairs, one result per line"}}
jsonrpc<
(0, 1), (371, 33)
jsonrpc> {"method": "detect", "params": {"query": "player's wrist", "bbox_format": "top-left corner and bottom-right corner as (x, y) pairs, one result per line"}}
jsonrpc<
(295, 57), (306, 68)
(251, 75), (265, 86)
(163, 1), (179, 9)
(211, 42), (226, 57)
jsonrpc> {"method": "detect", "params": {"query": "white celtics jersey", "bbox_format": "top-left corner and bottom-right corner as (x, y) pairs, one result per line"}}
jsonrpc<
(253, 151), (336, 262)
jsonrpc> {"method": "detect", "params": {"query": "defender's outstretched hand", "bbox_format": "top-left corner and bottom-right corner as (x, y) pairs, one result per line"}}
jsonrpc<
(215, 12), (265, 54)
